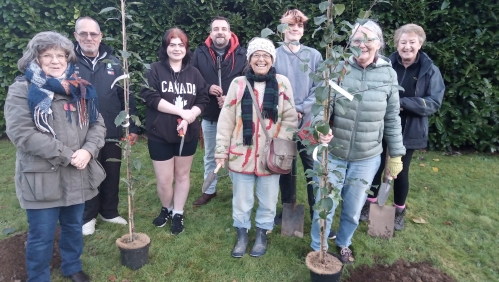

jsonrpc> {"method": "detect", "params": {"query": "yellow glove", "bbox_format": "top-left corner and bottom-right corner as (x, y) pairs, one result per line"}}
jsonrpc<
(386, 156), (403, 178)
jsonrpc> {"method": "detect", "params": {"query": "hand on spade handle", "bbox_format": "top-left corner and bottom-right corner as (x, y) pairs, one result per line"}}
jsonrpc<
(177, 118), (187, 136)
(215, 158), (226, 168)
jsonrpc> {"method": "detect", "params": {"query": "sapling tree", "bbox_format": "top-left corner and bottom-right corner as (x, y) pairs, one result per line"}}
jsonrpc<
(99, 0), (149, 243)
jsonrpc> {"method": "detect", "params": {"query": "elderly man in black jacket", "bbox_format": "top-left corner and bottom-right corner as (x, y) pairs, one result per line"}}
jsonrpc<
(191, 16), (247, 206)
(74, 17), (140, 235)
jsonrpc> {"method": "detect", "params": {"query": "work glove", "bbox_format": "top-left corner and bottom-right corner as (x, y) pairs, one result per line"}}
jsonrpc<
(387, 156), (403, 178)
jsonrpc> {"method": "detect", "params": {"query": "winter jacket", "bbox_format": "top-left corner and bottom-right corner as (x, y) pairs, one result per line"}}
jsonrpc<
(140, 61), (210, 143)
(274, 45), (323, 126)
(190, 33), (247, 122)
(390, 51), (445, 149)
(313, 55), (406, 160)
(74, 42), (139, 140)
(5, 77), (106, 210)
(215, 75), (298, 175)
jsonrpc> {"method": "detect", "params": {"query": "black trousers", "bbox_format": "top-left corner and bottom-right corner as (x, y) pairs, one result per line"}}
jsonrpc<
(278, 141), (315, 219)
(369, 140), (415, 206)
(83, 142), (122, 224)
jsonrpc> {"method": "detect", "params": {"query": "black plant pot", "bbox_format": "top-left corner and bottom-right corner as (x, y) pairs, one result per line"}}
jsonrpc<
(116, 233), (151, 270)
(307, 252), (344, 282)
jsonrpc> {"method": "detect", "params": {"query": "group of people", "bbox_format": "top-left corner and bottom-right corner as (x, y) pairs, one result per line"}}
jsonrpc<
(4, 8), (444, 282)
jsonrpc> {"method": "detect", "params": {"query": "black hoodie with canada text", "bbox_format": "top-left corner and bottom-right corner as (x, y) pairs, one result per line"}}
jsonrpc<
(140, 61), (209, 143)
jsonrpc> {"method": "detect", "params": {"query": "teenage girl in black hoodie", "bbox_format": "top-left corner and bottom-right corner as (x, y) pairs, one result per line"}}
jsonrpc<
(140, 28), (209, 235)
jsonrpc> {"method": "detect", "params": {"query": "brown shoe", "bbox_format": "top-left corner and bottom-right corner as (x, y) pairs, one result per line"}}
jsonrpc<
(193, 193), (217, 206)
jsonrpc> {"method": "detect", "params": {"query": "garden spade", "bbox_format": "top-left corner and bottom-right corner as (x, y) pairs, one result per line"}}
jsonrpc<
(177, 118), (185, 156)
(202, 163), (222, 193)
(281, 158), (305, 238)
(368, 152), (395, 239)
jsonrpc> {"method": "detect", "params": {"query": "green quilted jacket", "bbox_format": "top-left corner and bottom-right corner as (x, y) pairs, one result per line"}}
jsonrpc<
(313, 55), (406, 161)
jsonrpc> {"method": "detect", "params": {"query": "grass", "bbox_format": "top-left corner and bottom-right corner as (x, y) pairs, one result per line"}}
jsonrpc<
(1, 137), (498, 281)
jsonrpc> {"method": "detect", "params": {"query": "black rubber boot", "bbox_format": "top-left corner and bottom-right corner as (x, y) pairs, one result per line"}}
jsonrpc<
(232, 228), (249, 258)
(250, 227), (267, 257)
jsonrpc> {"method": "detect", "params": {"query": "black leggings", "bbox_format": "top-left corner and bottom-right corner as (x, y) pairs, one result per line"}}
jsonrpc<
(368, 141), (414, 206)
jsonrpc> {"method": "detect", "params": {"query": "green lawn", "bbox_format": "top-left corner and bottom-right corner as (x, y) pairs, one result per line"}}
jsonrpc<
(1, 137), (498, 281)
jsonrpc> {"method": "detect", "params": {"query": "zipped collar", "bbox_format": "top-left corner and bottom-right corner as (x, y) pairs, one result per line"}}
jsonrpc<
(389, 51), (433, 79)
(348, 54), (392, 70)
(204, 32), (241, 70)
(74, 42), (114, 70)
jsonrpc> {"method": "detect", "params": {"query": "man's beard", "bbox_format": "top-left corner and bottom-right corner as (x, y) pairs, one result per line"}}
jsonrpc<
(213, 37), (228, 48)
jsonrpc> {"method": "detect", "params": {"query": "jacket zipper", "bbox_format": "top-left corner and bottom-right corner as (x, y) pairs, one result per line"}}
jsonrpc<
(346, 68), (365, 160)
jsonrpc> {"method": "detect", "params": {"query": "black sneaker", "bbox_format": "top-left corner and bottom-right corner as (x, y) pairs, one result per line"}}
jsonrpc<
(274, 212), (283, 226)
(171, 214), (184, 235)
(328, 229), (336, 240)
(152, 207), (171, 227)
(336, 245), (355, 264)
(394, 207), (406, 230)
(359, 201), (370, 222)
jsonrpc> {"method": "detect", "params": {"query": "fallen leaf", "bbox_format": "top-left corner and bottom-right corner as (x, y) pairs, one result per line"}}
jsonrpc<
(424, 187), (428, 190)
(226, 228), (231, 232)
(417, 156), (425, 161)
(349, 256), (355, 262)
(233, 280), (238, 282)
(108, 276), (116, 282)
(419, 163), (425, 167)
(122, 280), (131, 282)
(2, 227), (16, 235)
(407, 246), (412, 251)
(412, 217), (427, 224)
(432, 158), (440, 161)
(432, 167), (439, 172)
(444, 221), (452, 226)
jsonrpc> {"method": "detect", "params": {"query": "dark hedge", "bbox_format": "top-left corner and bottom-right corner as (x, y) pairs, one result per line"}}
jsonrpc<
(1, 0), (497, 152)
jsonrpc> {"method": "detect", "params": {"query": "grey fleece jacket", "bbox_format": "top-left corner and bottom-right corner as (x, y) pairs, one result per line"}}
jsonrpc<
(274, 45), (323, 127)
(313, 55), (406, 161)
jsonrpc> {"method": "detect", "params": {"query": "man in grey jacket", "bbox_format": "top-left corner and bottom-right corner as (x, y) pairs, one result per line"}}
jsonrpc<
(74, 17), (140, 235)
(272, 9), (337, 239)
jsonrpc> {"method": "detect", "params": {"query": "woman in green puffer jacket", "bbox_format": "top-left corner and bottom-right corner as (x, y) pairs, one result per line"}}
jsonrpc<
(310, 20), (406, 264)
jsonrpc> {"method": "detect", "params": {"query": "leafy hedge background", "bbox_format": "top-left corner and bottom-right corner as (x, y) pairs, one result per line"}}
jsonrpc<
(0, 0), (498, 152)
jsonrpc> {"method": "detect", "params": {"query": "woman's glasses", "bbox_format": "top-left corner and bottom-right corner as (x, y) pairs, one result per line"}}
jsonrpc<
(350, 37), (378, 47)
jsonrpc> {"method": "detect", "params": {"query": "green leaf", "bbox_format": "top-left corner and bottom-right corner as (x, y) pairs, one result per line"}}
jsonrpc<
(118, 50), (131, 59)
(393, 84), (405, 92)
(315, 121), (330, 135)
(128, 2), (143, 5)
(2, 227), (16, 235)
(312, 26), (322, 39)
(334, 4), (345, 16)
(315, 86), (328, 102)
(319, 1), (330, 13)
(354, 94), (363, 102)
(320, 197), (334, 212)
(300, 63), (308, 72)
(114, 110), (127, 127)
(312, 104), (323, 116)
(99, 7), (117, 14)
(320, 40), (327, 48)
(377, 0), (392, 5)
(277, 23), (288, 33)
(130, 115), (142, 127)
(260, 28), (274, 38)
(350, 46), (362, 57)
(314, 15), (327, 26)
(106, 158), (122, 163)
(441, 0), (450, 10)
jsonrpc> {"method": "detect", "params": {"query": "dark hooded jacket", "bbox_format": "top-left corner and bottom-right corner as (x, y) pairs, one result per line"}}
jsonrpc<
(140, 61), (209, 143)
(190, 33), (247, 122)
(74, 42), (139, 140)
(390, 51), (445, 149)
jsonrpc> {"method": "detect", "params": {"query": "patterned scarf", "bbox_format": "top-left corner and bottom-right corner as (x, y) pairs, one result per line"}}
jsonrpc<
(242, 67), (279, 146)
(25, 61), (99, 137)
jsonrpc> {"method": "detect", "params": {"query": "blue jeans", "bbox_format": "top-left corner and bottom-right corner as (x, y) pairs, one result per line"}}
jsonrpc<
(310, 154), (381, 251)
(230, 171), (280, 231)
(202, 119), (218, 194)
(26, 204), (85, 282)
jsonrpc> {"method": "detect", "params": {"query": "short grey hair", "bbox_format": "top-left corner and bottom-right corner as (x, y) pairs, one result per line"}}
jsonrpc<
(75, 16), (101, 33)
(17, 31), (77, 72)
(351, 20), (385, 55)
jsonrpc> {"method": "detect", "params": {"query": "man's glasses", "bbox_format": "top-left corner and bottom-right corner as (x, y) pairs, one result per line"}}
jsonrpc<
(350, 37), (378, 47)
(76, 32), (101, 39)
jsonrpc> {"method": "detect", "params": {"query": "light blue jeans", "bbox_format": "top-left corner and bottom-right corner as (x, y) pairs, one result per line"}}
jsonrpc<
(202, 119), (218, 194)
(310, 154), (381, 251)
(229, 171), (280, 231)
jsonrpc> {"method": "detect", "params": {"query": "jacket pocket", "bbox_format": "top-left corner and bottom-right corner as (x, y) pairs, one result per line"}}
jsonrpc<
(88, 159), (106, 189)
(21, 160), (61, 202)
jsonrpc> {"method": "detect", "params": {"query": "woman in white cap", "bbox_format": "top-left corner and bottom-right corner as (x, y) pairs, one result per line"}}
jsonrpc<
(215, 37), (297, 258)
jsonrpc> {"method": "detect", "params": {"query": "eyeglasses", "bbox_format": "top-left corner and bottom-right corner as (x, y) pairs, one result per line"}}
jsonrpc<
(76, 32), (101, 39)
(39, 54), (68, 62)
(252, 53), (272, 60)
(350, 37), (378, 47)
